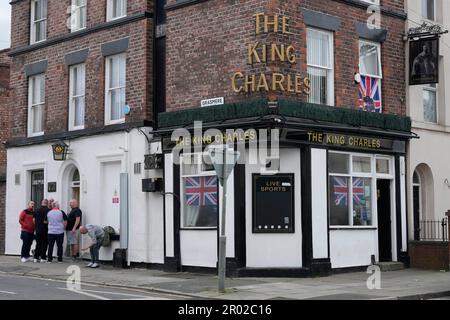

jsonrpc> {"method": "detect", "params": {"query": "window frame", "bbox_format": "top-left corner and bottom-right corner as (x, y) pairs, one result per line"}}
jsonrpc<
(30, 169), (45, 207)
(306, 27), (335, 106)
(28, 74), (45, 137)
(30, 0), (47, 44)
(423, 83), (438, 124)
(180, 153), (219, 230)
(421, 0), (436, 22)
(328, 151), (394, 228)
(360, 0), (380, 5)
(106, 0), (127, 22)
(69, 63), (86, 131)
(71, 0), (87, 32)
(359, 39), (383, 79)
(104, 53), (126, 125)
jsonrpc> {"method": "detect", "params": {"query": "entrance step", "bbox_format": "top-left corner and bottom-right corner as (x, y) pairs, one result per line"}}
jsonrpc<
(376, 262), (405, 272)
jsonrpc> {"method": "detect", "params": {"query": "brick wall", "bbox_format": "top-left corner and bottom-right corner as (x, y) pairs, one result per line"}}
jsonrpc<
(0, 49), (10, 254)
(9, 2), (154, 139)
(409, 241), (449, 270)
(165, 0), (406, 116)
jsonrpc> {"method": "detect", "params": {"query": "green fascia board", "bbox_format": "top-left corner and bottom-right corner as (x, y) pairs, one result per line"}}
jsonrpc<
(158, 99), (411, 132)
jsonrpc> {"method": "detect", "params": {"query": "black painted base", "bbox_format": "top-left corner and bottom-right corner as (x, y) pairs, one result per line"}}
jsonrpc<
(235, 267), (311, 278)
(398, 251), (410, 268)
(163, 256), (181, 272)
(310, 258), (332, 277)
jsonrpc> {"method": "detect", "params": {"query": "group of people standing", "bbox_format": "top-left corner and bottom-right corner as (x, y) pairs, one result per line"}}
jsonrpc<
(19, 198), (104, 268)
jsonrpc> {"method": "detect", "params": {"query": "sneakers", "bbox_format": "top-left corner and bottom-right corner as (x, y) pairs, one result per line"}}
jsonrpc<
(33, 259), (38, 263)
(90, 263), (99, 268)
(21, 257), (27, 263)
(86, 262), (93, 267)
(47, 260), (52, 264)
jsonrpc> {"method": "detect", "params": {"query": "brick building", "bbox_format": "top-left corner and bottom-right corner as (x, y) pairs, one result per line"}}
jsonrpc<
(0, 49), (11, 254)
(156, 0), (413, 276)
(5, 0), (162, 264)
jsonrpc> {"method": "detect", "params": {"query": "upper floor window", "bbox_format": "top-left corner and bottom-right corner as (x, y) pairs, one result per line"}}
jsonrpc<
(28, 74), (45, 137)
(307, 28), (334, 106)
(107, 0), (127, 21)
(360, 0), (379, 4)
(71, 0), (87, 32)
(69, 64), (86, 131)
(359, 40), (382, 78)
(105, 53), (126, 125)
(423, 84), (437, 123)
(421, 0), (435, 21)
(30, 0), (47, 44)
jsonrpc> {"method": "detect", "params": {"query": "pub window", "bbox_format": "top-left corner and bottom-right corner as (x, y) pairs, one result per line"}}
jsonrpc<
(329, 152), (373, 227)
(105, 53), (126, 125)
(421, 0), (435, 21)
(31, 170), (44, 207)
(71, 0), (87, 32)
(107, 0), (127, 21)
(28, 74), (45, 137)
(359, 40), (382, 78)
(181, 153), (218, 228)
(30, 0), (47, 44)
(69, 63), (85, 131)
(423, 84), (437, 123)
(307, 28), (334, 106)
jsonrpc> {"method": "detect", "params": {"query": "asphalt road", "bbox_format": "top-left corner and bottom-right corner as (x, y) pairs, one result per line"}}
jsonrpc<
(0, 273), (191, 300)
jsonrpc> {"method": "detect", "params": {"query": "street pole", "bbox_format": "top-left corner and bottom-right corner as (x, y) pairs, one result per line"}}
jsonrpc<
(218, 147), (227, 293)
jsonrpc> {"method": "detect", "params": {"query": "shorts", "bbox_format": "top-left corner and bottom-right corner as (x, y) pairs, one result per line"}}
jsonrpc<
(66, 230), (79, 245)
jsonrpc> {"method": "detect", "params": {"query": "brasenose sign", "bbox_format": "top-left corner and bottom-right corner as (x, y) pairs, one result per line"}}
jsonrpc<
(231, 13), (310, 95)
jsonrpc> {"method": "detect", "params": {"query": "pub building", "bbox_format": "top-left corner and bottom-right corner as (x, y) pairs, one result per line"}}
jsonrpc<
(155, 0), (411, 276)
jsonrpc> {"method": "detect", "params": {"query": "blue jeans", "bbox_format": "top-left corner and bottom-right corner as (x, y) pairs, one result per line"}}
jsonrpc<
(89, 237), (104, 263)
(47, 233), (64, 262)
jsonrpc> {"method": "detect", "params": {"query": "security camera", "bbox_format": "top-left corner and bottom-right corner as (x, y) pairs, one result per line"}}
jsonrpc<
(354, 72), (362, 84)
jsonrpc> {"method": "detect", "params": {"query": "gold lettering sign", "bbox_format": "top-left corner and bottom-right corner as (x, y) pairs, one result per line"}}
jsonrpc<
(231, 13), (310, 95)
(306, 132), (382, 150)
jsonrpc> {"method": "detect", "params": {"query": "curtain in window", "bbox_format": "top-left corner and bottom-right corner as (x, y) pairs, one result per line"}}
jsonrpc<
(72, 65), (85, 127)
(423, 87), (437, 122)
(109, 56), (126, 121)
(307, 29), (331, 105)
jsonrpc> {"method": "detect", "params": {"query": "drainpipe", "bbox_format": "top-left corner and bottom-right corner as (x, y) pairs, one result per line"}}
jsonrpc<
(119, 131), (131, 266)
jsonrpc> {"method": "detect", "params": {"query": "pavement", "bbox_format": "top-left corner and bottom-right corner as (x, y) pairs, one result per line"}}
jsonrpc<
(1, 255), (450, 300)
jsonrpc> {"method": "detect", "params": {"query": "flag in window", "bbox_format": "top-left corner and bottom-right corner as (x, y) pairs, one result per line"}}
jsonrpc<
(185, 176), (218, 206)
(359, 75), (382, 113)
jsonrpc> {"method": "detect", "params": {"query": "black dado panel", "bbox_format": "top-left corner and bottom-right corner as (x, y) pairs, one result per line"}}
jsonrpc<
(354, 22), (388, 42)
(64, 48), (89, 65)
(24, 60), (48, 76)
(101, 37), (130, 56)
(303, 9), (341, 31)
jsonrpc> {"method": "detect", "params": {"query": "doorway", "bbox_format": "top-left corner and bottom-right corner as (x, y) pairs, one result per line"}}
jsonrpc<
(377, 179), (392, 262)
(71, 169), (81, 205)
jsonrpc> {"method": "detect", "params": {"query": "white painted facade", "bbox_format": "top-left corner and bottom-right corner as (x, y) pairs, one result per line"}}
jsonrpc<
(5, 128), (165, 264)
(406, 0), (450, 238)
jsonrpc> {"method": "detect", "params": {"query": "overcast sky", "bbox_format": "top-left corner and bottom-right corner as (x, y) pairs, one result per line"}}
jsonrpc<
(0, 1), (11, 50)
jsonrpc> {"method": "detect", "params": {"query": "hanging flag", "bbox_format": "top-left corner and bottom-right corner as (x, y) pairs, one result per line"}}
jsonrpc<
(185, 176), (218, 206)
(359, 75), (382, 113)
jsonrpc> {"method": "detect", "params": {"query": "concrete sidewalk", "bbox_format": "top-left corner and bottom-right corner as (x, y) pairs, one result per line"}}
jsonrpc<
(1, 255), (449, 300)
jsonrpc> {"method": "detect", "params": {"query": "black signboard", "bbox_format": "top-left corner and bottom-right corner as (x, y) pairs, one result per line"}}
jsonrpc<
(253, 174), (294, 233)
(409, 37), (439, 85)
(48, 182), (57, 193)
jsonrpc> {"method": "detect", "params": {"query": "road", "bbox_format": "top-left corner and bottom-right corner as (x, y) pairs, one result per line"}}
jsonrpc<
(0, 273), (192, 300)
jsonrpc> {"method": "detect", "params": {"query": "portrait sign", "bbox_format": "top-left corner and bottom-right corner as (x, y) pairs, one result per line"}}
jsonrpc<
(409, 37), (439, 85)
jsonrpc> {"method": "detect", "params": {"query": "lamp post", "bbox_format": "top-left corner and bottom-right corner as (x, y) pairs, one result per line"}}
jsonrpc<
(207, 145), (240, 293)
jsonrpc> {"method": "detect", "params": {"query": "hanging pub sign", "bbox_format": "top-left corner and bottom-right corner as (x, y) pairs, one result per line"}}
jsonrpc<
(253, 174), (295, 233)
(52, 142), (69, 161)
(409, 37), (439, 85)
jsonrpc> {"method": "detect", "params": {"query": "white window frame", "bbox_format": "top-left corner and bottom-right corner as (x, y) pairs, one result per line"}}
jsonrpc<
(306, 27), (335, 106)
(106, 0), (127, 22)
(180, 153), (218, 230)
(359, 39), (382, 79)
(30, 0), (47, 44)
(423, 84), (438, 123)
(421, 0), (436, 22)
(69, 63), (86, 131)
(71, 0), (87, 32)
(360, 0), (379, 5)
(28, 74), (45, 137)
(328, 151), (394, 228)
(105, 53), (126, 125)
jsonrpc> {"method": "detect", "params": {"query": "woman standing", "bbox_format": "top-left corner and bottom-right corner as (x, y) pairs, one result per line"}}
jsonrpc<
(19, 201), (35, 263)
(46, 201), (67, 263)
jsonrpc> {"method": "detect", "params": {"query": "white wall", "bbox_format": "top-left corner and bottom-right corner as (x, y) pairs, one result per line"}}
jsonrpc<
(6, 129), (164, 263)
(311, 148), (329, 259)
(330, 230), (377, 268)
(245, 148), (302, 268)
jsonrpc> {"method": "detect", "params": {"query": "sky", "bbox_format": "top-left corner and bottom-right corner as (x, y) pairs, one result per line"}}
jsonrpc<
(0, 1), (11, 50)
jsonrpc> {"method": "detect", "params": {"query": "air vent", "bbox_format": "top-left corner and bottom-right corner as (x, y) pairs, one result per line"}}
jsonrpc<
(134, 162), (142, 175)
(14, 173), (20, 185)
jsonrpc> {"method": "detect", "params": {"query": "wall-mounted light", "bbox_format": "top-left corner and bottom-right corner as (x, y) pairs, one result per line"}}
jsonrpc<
(52, 141), (70, 161)
(354, 72), (362, 84)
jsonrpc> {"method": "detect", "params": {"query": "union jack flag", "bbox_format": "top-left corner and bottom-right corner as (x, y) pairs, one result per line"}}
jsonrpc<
(184, 176), (218, 206)
(359, 75), (382, 113)
(332, 177), (366, 206)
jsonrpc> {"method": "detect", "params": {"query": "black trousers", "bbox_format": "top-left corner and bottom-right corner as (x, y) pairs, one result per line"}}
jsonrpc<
(47, 233), (64, 262)
(20, 231), (34, 258)
(34, 232), (48, 260)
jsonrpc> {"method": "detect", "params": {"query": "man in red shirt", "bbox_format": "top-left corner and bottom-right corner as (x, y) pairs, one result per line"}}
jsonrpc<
(19, 201), (35, 262)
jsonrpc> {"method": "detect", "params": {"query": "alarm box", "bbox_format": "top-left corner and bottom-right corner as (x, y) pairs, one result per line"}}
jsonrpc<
(144, 154), (164, 170)
(142, 178), (163, 192)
